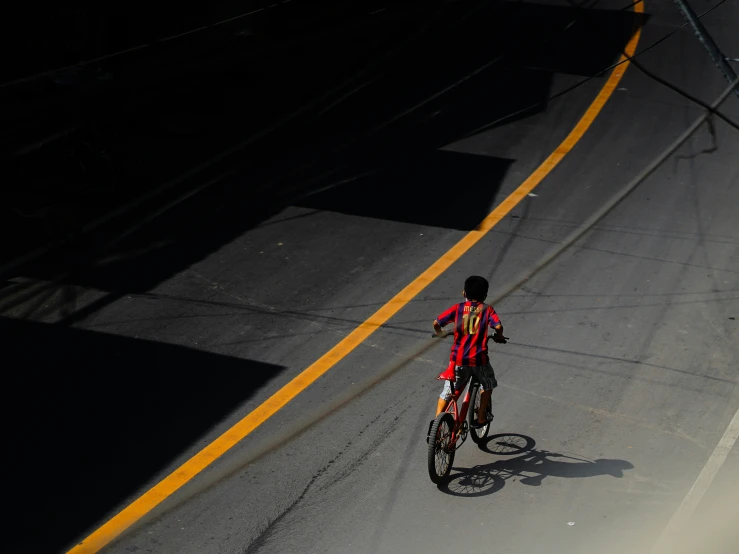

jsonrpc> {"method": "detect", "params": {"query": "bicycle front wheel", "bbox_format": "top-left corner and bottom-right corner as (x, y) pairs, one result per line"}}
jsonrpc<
(428, 412), (455, 484)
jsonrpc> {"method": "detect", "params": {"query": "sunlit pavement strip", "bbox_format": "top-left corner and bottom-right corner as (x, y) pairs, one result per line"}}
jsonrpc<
(67, 4), (644, 552)
(650, 405), (739, 553)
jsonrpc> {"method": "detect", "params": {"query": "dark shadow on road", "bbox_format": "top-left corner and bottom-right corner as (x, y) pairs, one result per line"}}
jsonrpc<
(510, 1), (640, 77)
(1, 316), (285, 554)
(2, 0), (645, 287)
(438, 433), (633, 496)
(298, 150), (513, 230)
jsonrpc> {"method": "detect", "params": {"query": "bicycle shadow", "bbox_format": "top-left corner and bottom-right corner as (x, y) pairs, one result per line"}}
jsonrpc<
(438, 433), (634, 497)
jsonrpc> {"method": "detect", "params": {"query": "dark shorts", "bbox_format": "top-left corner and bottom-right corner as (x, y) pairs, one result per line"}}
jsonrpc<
(440, 362), (498, 401)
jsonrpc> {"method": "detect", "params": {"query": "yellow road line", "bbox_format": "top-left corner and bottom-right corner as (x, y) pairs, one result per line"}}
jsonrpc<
(69, 8), (643, 552)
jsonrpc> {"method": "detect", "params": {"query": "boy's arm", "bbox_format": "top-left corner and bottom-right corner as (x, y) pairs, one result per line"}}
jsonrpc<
(487, 305), (505, 341)
(434, 305), (456, 337)
(491, 323), (507, 343)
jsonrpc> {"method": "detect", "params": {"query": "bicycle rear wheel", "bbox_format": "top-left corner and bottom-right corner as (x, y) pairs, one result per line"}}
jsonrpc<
(468, 384), (491, 444)
(427, 412), (455, 484)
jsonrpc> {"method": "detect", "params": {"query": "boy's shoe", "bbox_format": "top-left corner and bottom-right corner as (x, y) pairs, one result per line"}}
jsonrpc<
(470, 412), (494, 429)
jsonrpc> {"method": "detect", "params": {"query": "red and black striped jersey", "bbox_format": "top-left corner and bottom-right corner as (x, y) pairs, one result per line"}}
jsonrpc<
(437, 301), (502, 366)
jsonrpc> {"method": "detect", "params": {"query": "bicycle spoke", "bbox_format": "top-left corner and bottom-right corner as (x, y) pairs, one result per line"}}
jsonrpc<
(434, 420), (452, 475)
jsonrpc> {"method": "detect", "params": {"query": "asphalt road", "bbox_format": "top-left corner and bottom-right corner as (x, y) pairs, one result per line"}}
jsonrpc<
(1, 0), (738, 552)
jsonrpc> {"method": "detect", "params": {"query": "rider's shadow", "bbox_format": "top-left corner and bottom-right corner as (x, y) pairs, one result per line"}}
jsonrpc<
(438, 434), (634, 497)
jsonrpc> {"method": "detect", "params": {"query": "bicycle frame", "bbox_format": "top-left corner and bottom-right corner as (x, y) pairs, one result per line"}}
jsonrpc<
(444, 378), (476, 449)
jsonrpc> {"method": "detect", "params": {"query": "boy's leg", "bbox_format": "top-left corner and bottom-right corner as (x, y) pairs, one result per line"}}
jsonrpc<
(477, 389), (492, 424)
(436, 398), (449, 416)
(437, 379), (452, 415)
(474, 363), (498, 424)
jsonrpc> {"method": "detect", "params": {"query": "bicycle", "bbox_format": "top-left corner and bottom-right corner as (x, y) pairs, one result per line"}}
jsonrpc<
(426, 333), (507, 484)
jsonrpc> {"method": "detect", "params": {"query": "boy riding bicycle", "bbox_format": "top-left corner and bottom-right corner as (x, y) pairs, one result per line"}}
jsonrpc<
(433, 275), (506, 428)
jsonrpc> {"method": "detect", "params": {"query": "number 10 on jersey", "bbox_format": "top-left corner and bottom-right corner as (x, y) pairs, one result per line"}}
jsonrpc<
(462, 313), (481, 335)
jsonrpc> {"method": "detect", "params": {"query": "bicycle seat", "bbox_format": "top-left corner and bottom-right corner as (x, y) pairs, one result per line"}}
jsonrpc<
(437, 362), (456, 381)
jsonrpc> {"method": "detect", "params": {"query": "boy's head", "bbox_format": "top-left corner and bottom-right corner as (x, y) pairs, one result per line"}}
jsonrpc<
(463, 275), (489, 302)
